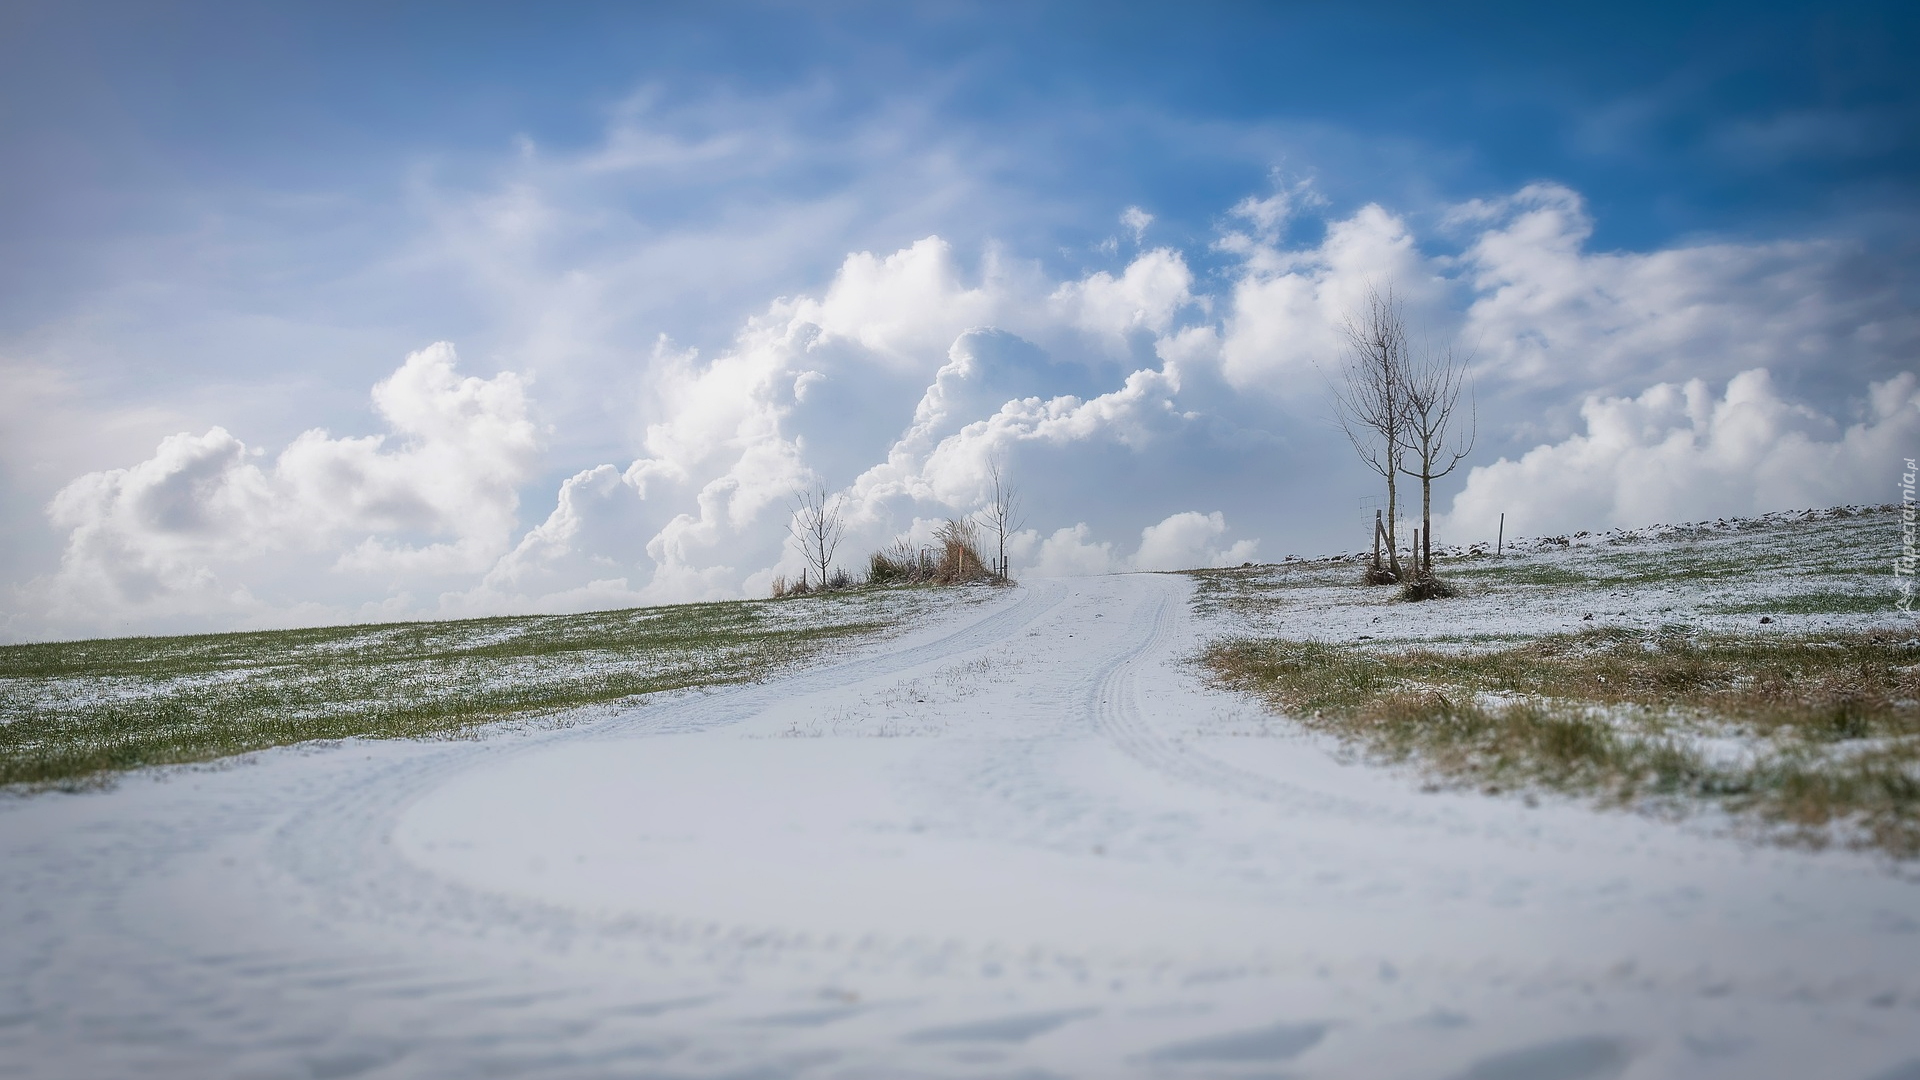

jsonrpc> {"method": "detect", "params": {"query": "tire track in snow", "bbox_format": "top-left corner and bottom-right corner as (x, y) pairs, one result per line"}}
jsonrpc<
(0, 582), (1081, 1079)
(1090, 574), (1389, 815)
(1082, 577), (1920, 1026)
(265, 579), (1076, 944)
(597, 577), (1072, 739)
(14, 575), (1920, 1079)
(1088, 576), (1516, 834)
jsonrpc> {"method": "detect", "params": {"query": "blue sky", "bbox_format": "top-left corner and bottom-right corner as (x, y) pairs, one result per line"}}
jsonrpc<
(2, 1), (1916, 639)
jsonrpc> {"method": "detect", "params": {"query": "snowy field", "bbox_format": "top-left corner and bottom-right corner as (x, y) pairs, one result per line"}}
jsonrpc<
(3, 511), (1919, 1078)
(1193, 505), (1899, 645)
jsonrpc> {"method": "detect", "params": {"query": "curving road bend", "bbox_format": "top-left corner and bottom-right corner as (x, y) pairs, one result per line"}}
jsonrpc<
(2, 574), (1918, 1079)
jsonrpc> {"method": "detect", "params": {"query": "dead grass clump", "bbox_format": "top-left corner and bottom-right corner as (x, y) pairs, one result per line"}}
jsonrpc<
(1201, 629), (1920, 856)
(867, 537), (934, 585)
(1362, 563), (1399, 586)
(860, 521), (990, 588)
(931, 518), (991, 584)
(867, 548), (909, 585)
(1398, 574), (1457, 601)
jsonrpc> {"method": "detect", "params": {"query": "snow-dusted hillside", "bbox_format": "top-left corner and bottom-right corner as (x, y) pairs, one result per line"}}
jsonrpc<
(1199, 504), (1905, 644)
(1, 512), (1916, 1079)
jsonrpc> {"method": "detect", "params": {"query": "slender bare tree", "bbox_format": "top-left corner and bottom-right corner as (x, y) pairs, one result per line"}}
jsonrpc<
(1330, 284), (1410, 583)
(974, 460), (1026, 582)
(788, 483), (847, 590)
(1398, 341), (1475, 585)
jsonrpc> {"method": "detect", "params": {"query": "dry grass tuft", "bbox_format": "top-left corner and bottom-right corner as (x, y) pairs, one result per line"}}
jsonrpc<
(867, 537), (933, 585)
(865, 521), (992, 588)
(931, 518), (991, 584)
(1399, 575), (1457, 601)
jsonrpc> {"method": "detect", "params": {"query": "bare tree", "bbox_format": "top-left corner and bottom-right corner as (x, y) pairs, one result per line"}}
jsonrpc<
(974, 460), (1026, 582)
(788, 483), (847, 590)
(1398, 341), (1475, 585)
(1330, 284), (1410, 583)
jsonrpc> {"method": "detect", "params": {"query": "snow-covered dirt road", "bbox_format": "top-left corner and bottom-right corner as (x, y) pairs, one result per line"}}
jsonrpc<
(4, 574), (1918, 1079)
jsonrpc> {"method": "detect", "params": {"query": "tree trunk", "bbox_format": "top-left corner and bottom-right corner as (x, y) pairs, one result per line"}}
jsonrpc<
(1421, 476), (1433, 582)
(1385, 472), (1402, 580)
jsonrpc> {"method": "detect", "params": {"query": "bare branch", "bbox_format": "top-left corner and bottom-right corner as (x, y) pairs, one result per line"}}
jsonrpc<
(1326, 283), (1410, 580)
(787, 483), (847, 588)
(1397, 338), (1476, 581)
(972, 459), (1026, 581)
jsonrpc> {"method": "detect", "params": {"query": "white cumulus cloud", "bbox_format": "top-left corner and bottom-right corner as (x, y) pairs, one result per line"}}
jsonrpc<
(1133, 510), (1260, 571)
(1442, 368), (1920, 538)
(1051, 248), (1196, 342)
(36, 344), (538, 630)
(1216, 202), (1451, 392)
(10, 177), (1913, 640)
(1457, 183), (1915, 397)
(1009, 511), (1258, 576)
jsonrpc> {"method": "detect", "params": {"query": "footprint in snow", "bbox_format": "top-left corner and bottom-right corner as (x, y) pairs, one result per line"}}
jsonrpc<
(1139, 1020), (1328, 1063)
(904, 1008), (1097, 1044)
(1446, 1035), (1631, 1080)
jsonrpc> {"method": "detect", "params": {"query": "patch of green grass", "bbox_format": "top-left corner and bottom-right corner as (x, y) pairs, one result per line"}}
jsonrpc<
(1703, 591), (1895, 616)
(1446, 563), (1592, 586)
(0, 597), (898, 788)
(1185, 561), (1359, 617)
(1202, 629), (1920, 856)
(1584, 552), (1751, 586)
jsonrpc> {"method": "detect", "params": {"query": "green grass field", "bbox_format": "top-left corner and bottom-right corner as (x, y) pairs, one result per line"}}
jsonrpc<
(0, 591), (924, 788)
